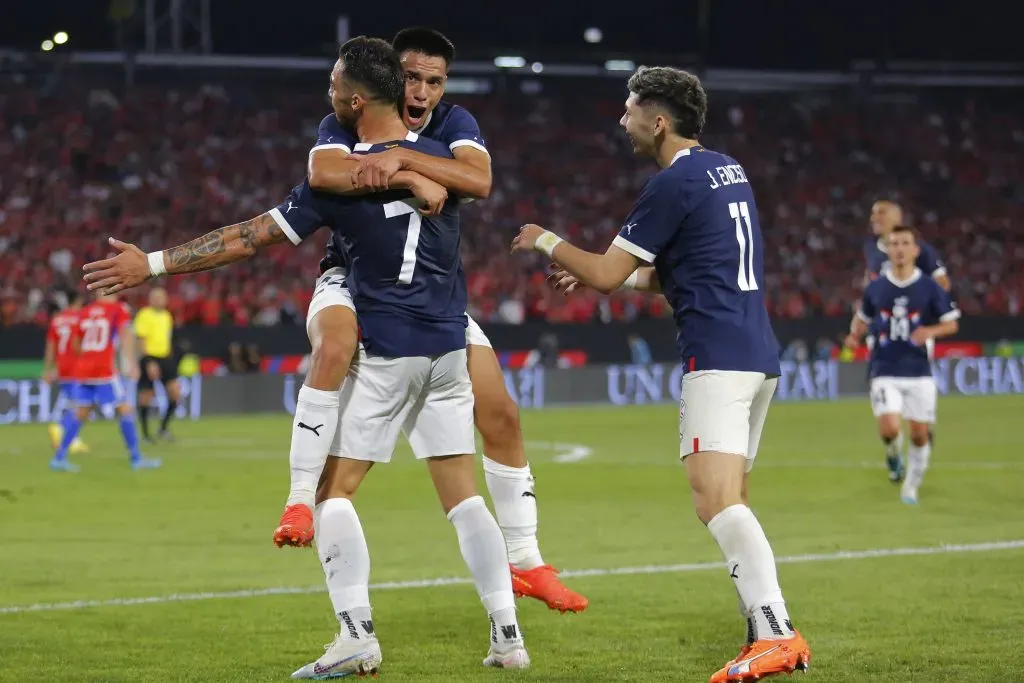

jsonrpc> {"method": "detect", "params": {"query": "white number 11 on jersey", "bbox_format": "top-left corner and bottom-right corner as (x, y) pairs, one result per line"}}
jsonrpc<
(383, 200), (422, 285)
(730, 201), (759, 292)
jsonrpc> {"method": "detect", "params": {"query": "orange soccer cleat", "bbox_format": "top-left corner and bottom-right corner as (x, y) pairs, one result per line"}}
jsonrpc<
(510, 564), (589, 613)
(273, 504), (315, 548)
(709, 632), (811, 683)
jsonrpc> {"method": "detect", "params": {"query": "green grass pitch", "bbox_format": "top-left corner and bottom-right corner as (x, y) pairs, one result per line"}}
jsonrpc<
(1, 396), (1023, 681)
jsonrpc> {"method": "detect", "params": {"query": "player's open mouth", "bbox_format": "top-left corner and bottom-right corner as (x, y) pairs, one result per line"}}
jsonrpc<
(406, 105), (427, 123)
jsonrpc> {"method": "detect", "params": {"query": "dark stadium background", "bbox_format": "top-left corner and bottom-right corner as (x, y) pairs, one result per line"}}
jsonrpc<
(1, 0), (1023, 375)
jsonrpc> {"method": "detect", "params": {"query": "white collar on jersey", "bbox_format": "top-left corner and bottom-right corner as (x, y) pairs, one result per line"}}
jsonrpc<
(885, 267), (922, 288)
(411, 110), (433, 135)
(352, 131), (419, 152)
(669, 147), (693, 166)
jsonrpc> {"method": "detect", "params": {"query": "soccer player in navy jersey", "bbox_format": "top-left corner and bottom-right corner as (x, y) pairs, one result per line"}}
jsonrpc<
(845, 225), (960, 505)
(84, 36), (529, 675)
(514, 66), (811, 682)
(863, 199), (951, 480)
(300, 27), (586, 612)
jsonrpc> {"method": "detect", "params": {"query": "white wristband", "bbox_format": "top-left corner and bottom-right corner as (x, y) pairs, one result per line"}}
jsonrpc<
(620, 270), (640, 290)
(535, 231), (564, 258)
(147, 251), (167, 277)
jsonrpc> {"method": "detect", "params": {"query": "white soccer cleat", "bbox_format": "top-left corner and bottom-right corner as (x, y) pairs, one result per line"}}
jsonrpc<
(291, 635), (382, 679)
(901, 484), (919, 505)
(482, 644), (531, 669)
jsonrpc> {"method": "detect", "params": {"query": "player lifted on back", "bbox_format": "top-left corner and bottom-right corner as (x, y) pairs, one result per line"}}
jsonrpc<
(845, 226), (960, 505)
(295, 27), (585, 611)
(514, 67), (810, 682)
(43, 291), (89, 455)
(863, 200), (950, 481)
(84, 37), (528, 676)
(50, 293), (159, 472)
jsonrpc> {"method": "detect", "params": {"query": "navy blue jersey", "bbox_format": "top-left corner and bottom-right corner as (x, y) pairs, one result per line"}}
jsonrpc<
(273, 132), (467, 358)
(864, 236), (946, 281)
(612, 146), (780, 375)
(858, 269), (960, 378)
(310, 104), (486, 274)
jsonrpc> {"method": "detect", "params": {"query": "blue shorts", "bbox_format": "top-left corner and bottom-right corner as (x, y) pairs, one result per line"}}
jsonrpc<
(73, 380), (126, 410)
(57, 381), (79, 400)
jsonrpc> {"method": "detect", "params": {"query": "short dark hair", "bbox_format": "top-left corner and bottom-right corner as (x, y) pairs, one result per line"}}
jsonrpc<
(338, 36), (404, 111)
(890, 224), (920, 242)
(627, 66), (707, 138)
(392, 27), (456, 68)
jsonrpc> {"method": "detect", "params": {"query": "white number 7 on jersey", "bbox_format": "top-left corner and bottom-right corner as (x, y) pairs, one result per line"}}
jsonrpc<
(383, 200), (422, 285)
(730, 201), (758, 292)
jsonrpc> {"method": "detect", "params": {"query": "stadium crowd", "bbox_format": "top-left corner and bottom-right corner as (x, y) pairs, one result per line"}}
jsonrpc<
(1, 82), (1021, 327)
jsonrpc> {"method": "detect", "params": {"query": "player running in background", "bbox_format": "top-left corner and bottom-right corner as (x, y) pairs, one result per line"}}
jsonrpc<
(84, 37), (528, 675)
(134, 288), (180, 443)
(845, 226), (960, 505)
(295, 26), (585, 611)
(864, 200), (950, 481)
(43, 291), (89, 455)
(514, 67), (810, 682)
(865, 200), (950, 290)
(50, 293), (160, 472)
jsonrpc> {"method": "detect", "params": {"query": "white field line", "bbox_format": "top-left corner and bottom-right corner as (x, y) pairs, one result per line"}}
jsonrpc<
(2, 540), (1022, 616)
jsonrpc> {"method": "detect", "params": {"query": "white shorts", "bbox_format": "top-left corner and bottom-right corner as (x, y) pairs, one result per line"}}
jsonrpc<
(466, 315), (491, 348)
(306, 268), (490, 349)
(869, 376), (937, 424)
(678, 370), (777, 472)
(329, 348), (476, 463)
(306, 267), (355, 336)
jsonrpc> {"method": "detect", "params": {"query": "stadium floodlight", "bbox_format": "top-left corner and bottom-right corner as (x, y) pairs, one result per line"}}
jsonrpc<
(530, 62), (544, 74)
(605, 59), (636, 72)
(53, 31), (69, 45)
(494, 56), (526, 69)
(41, 39), (54, 52)
(584, 27), (603, 44)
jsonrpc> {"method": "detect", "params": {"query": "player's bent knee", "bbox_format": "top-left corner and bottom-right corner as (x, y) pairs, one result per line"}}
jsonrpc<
(316, 456), (372, 504)
(683, 451), (746, 525)
(75, 406), (91, 421)
(308, 336), (357, 386)
(908, 422), (930, 446)
(477, 394), (521, 445)
(877, 416), (901, 441)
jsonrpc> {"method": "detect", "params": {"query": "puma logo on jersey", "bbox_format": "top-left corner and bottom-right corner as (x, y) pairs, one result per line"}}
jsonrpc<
(624, 222), (637, 234)
(298, 422), (324, 436)
(285, 201), (297, 213)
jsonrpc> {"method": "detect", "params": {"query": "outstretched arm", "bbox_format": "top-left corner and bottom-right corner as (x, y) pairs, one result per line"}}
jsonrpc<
(512, 224), (643, 295)
(82, 212), (288, 294)
(550, 266), (661, 295)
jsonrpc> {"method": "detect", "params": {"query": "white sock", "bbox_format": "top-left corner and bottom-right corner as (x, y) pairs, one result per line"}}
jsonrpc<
(314, 498), (374, 642)
(482, 456), (544, 570)
(708, 504), (795, 641)
(447, 495), (521, 646)
(905, 442), (932, 491)
(286, 385), (340, 508)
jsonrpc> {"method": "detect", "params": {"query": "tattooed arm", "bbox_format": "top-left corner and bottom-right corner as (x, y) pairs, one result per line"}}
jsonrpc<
(82, 212), (290, 294)
(163, 212), (286, 274)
